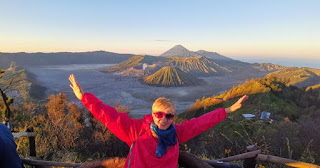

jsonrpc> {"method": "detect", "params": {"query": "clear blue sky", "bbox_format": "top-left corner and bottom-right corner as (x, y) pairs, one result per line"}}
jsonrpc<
(1, 0), (319, 67)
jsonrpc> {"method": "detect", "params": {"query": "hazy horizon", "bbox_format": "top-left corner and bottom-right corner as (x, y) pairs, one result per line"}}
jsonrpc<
(237, 57), (320, 70)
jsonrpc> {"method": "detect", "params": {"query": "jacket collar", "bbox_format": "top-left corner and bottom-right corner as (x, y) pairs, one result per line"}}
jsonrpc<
(142, 114), (153, 130)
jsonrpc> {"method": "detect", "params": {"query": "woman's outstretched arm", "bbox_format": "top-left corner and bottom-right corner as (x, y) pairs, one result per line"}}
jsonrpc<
(176, 95), (248, 143)
(68, 74), (142, 145)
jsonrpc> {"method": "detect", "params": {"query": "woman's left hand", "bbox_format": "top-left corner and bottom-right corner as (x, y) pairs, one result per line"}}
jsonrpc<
(69, 74), (84, 100)
(225, 95), (248, 113)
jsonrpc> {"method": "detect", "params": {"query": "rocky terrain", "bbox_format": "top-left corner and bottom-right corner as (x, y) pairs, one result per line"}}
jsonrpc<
(142, 66), (204, 86)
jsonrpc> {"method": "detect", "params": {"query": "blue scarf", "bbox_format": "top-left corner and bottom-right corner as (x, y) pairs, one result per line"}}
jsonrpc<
(150, 122), (177, 158)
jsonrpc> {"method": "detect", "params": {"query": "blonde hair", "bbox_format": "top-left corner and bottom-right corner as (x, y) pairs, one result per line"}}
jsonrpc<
(152, 97), (176, 114)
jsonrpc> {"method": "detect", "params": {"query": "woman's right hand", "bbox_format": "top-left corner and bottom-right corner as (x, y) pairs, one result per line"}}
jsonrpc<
(69, 74), (84, 100)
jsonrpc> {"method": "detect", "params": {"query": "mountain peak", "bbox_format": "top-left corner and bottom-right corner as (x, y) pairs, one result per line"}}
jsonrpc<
(171, 45), (189, 51)
(160, 45), (197, 57)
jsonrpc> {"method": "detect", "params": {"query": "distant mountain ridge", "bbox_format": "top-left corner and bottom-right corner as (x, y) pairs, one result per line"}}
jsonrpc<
(0, 51), (133, 69)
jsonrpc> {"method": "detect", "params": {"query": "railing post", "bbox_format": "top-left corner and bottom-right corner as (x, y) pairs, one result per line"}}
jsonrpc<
(243, 145), (257, 168)
(27, 127), (36, 157)
(27, 127), (45, 168)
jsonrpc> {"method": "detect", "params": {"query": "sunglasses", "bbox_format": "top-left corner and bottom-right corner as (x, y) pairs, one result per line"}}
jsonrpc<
(153, 111), (175, 120)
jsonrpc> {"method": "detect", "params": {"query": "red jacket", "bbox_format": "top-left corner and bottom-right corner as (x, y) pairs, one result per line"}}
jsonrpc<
(81, 93), (227, 168)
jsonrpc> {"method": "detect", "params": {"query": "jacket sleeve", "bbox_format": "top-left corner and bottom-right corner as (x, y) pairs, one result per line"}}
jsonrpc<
(81, 93), (142, 144)
(175, 108), (227, 144)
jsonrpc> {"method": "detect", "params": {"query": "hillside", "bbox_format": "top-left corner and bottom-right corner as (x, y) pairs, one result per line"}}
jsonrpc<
(265, 67), (320, 88)
(142, 66), (203, 87)
(0, 65), (46, 101)
(177, 76), (320, 163)
(182, 74), (319, 120)
(184, 77), (288, 118)
(105, 55), (145, 72)
(0, 51), (133, 69)
(105, 55), (168, 73)
(165, 56), (232, 76)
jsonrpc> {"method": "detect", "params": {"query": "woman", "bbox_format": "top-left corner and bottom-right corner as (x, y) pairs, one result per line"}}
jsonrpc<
(69, 74), (248, 168)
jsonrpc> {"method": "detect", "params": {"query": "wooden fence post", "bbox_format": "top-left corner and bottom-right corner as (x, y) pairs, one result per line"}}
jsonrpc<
(243, 145), (258, 168)
(27, 127), (36, 157)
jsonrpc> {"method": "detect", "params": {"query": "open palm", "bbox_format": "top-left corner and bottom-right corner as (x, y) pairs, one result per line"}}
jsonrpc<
(69, 74), (84, 100)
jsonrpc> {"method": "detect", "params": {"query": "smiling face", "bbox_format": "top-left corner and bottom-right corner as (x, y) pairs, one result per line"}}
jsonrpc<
(152, 109), (175, 130)
(152, 97), (176, 130)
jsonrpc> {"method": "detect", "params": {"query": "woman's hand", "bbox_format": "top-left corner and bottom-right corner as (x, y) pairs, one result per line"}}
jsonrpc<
(69, 74), (84, 100)
(225, 95), (248, 113)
